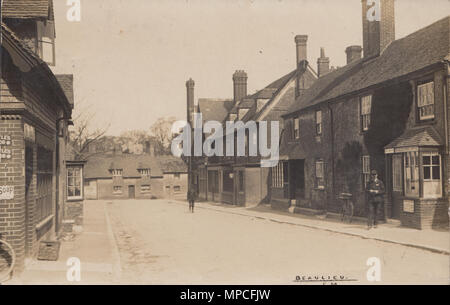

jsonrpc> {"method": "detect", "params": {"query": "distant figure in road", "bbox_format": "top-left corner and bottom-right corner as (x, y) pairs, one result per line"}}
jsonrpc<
(188, 189), (196, 213)
(366, 170), (385, 230)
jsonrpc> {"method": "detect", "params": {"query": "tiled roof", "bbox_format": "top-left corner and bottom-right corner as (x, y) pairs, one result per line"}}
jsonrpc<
(385, 127), (443, 149)
(55, 74), (74, 106)
(157, 156), (188, 173)
(2, 0), (53, 19)
(288, 16), (450, 115)
(197, 98), (234, 123)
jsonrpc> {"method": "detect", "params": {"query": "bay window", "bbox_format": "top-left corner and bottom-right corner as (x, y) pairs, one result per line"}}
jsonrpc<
(404, 152), (419, 197)
(392, 154), (403, 192)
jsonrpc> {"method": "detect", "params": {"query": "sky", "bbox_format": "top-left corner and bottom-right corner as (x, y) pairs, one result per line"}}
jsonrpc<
(51, 0), (450, 136)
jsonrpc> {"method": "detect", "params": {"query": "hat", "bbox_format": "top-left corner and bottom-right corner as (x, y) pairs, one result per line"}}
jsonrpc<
(371, 170), (378, 175)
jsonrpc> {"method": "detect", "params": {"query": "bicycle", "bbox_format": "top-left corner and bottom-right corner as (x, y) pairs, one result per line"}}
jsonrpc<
(0, 235), (16, 283)
(339, 193), (354, 223)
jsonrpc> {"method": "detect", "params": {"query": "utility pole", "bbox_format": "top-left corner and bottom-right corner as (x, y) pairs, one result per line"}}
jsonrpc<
(186, 78), (195, 197)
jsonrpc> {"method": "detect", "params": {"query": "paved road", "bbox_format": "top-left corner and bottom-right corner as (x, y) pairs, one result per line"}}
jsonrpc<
(106, 199), (449, 285)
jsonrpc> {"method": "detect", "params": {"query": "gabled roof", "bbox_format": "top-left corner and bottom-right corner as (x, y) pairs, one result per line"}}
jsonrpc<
(2, 0), (54, 20)
(55, 74), (74, 107)
(84, 155), (187, 179)
(197, 98), (234, 123)
(287, 16), (450, 115)
(385, 126), (443, 149)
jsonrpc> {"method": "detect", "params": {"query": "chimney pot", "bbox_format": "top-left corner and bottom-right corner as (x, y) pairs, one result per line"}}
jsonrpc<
(345, 45), (363, 64)
(233, 70), (248, 104)
(317, 47), (330, 77)
(295, 34), (308, 65)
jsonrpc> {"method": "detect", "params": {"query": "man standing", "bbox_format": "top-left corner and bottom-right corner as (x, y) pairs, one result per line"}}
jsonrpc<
(188, 188), (196, 213)
(366, 170), (385, 230)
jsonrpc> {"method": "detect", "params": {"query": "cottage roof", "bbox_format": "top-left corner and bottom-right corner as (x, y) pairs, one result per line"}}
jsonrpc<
(197, 98), (234, 123)
(287, 16), (450, 116)
(84, 155), (186, 179)
(55, 74), (74, 107)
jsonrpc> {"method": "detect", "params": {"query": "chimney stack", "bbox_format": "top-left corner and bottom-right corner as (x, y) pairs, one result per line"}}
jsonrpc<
(295, 35), (308, 65)
(233, 70), (248, 104)
(186, 78), (195, 124)
(362, 0), (395, 58)
(317, 47), (330, 77)
(345, 45), (363, 64)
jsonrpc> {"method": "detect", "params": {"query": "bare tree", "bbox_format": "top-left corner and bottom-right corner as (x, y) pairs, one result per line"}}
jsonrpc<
(149, 116), (178, 155)
(69, 106), (111, 161)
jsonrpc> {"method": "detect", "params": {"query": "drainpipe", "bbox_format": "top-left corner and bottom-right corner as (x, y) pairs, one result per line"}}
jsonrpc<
(444, 63), (449, 156)
(327, 102), (335, 214)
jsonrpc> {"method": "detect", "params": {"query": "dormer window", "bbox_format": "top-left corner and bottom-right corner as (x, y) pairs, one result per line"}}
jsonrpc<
(417, 81), (435, 121)
(37, 20), (56, 66)
(111, 169), (123, 177)
(139, 169), (151, 177)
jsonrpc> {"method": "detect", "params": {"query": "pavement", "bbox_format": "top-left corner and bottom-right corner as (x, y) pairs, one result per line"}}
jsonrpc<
(5, 201), (121, 285)
(186, 200), (450, 255)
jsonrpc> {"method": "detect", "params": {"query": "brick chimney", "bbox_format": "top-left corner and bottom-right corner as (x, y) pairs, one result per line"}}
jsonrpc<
(233, 70), (248, 104)
(345, 45), (363, 64)
(362, 0), (395, 58)
(317, 47), (330, 77)
(295, 35), (308, 65)
(186, 78), (195, 124)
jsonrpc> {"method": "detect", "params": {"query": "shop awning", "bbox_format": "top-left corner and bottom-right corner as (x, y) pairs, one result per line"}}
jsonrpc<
(384, 127), (443, 154)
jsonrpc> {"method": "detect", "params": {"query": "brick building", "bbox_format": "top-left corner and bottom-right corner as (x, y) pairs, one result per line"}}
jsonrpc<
(0, 0), (75, 270)
(192, 35), (317, 206)
(278, 0), (449, 229)
(83, 155), (187, 201)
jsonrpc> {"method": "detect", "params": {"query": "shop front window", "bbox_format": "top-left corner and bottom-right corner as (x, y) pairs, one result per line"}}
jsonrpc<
(404, 152), (419, 197)
(422, 153), (442, 198)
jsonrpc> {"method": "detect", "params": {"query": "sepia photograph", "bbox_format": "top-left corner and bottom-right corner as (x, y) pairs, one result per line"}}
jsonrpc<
(0, 0), (449, 292)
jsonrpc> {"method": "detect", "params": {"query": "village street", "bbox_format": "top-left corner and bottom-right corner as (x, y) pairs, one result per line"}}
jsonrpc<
(105, 199), (449, 285)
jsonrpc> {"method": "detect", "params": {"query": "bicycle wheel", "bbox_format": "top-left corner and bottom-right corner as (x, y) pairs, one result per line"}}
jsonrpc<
(0, 239), (16, 282)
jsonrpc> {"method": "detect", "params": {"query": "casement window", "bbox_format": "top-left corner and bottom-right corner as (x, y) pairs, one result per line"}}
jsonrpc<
(174, 185), (181, 193)
(294, 118), (300, 139)
(112, 169), (123, 177)
(139, 168), (151, 177)
(417, 82), (435, 121)
(67, 166), (83, 200)
(362, 155), (371, 189)
(37, 20), (56, 66)
(404, 152), (419, 197)
(392, 154), (403, 192)
(141, 185), (151, 192)
(360, 95), (372, 131)
(271, 162), (284, 188)
(315, 160), (325, 189)
(315, 111), (322, 135)
(174, 173), (181, 179)
(113, 186), (122, 194)
(422, 153), (442, 198)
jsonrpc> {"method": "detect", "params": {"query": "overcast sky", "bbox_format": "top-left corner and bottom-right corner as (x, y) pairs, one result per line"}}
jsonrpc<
(52, 0), (450, 136)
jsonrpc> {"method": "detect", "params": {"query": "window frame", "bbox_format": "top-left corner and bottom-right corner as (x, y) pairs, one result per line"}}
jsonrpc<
(422, 152), (442, 198)
(141, 184), (151, 193)
(67, 166), (83, 201)
(392, 154), (403, 192)
(315, 110), (322, 136)
(315, 160), (325, 189)
(360, 95), (372, 132)
(362, 155), (370, 189)
(113, 185), (123, 194)
(404, 151), (420, 198)
(111, 169), (123, 177)
(417, 81), (435, 121)
(294, 117), (300, 139)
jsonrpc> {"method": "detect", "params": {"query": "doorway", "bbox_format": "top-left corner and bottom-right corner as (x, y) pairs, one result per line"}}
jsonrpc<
(128, 185), (135, 199)
(289, 159), (305, 200)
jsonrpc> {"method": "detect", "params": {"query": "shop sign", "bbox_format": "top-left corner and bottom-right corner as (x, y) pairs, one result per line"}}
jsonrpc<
(0, 186), (14, 200)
